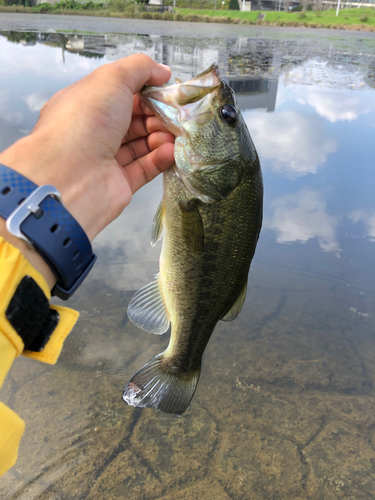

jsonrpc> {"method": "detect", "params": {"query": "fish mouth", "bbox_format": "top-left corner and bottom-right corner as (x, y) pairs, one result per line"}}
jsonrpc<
(139, 63), (223, 136)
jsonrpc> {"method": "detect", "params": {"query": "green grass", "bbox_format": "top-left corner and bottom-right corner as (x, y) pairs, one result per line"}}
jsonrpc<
(175, 7), (375, 27)
(0, 3), (374, 31)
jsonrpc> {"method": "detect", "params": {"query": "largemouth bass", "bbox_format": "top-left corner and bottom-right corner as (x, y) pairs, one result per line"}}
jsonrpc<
(123, 64), (263, 416)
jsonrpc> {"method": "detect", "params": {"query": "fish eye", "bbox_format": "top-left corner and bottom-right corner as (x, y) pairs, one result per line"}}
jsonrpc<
(220, 104), (237, 125)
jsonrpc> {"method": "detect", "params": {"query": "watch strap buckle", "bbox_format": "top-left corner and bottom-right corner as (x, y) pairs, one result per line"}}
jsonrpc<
(6, 185), (63, 248)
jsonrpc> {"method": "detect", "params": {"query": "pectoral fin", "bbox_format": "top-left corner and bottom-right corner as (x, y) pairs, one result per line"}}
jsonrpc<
(221, 281), (247, 322)
(127, 274), (170, 335)
(179, 200), (204, 253)
(151, 200), (165, 247)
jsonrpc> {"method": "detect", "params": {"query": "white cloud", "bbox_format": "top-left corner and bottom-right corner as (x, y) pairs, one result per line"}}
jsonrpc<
(0, 91), (23, 125)
(295, 88), (375, 123)
(349, 210), (375, 242)
(276, 78), (375, 124)
(92, 176), (163, 291)
(280, 58), (369, 93)
(266, 189), (340, 253)
(245, 110), (337, 177)
(25, 91), (53, 112)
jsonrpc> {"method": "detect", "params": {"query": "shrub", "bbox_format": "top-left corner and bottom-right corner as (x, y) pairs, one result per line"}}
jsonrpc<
(110, 0), (127, 12)
(174, 12), (183, 20)
(33, 2), (52, 11)
(163, 11), (173, 19)
(140, 10), (152, 17)
(359, 14), (368, 22)
(228, 0), (239, 9)
(298, 12), (306, 19)
(184, 14), (200, 21)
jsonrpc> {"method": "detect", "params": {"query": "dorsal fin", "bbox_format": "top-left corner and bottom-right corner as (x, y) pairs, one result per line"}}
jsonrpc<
(221, 281), (247, 322)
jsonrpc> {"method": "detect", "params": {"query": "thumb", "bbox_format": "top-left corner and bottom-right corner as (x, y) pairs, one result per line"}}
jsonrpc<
(112, 54), (171, 96)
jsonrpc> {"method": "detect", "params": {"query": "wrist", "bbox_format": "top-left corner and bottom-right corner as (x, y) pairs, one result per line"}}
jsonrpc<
(0, 139), (58, 289)
(0, 159), (97, 299)
(0, 134), (122, 242)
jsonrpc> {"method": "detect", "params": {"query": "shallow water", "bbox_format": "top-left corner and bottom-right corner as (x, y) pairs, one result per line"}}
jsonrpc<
(1, 17), (375, 500)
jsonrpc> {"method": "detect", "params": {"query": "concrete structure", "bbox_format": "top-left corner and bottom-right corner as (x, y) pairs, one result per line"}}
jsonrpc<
(323, 0), (375, 7)
(228, 77), (278, 112)
(240, 0), (252, 11)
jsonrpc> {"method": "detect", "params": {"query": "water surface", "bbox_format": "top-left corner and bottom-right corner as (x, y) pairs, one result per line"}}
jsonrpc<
(1, 18), (375, 500)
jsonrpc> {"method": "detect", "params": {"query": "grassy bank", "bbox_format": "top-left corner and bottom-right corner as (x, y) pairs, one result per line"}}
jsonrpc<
(177, 7), (375, 27)
(0, 3), (374, 31)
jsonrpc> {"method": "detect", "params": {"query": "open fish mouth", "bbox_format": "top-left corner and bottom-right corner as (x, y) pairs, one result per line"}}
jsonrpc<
(139, 64), (223, 136)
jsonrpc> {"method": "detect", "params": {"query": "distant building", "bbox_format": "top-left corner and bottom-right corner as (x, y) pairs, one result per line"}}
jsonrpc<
(322, 0), (375, 7)
(227, 78), (278, 112)
(238, 0), (252, 11)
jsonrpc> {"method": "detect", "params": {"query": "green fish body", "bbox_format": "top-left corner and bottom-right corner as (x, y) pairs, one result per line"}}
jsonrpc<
(123, 64), (263, 416)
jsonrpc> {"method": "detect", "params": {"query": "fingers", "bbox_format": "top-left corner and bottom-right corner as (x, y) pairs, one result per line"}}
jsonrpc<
(112, 54), (171, 97)
(122, 142), (175, 195)
(116, 131), (174, 167)
(122, 115), (172, 144)
(132, 94), (154, 117)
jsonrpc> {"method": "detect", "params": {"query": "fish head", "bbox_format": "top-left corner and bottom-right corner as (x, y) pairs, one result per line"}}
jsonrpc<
(140, 64), (258, 202)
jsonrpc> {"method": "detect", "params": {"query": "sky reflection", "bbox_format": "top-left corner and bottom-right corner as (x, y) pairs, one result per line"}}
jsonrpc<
(0, 29), (374, 291)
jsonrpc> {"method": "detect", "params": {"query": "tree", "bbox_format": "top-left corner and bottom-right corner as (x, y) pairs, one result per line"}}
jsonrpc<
(283, 0), (292, 10)
(300, 0), (312, 10)
(228, 0), (239, 8)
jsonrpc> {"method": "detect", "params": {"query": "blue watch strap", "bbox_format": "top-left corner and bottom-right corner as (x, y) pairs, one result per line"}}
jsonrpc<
(0, 164), (96, 300)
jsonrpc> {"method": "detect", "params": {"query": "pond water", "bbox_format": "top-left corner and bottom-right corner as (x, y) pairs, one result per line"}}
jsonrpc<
(1, 17), (375, 500)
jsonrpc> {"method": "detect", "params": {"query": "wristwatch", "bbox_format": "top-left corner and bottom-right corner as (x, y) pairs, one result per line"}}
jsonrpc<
(0, 164), (97, 300)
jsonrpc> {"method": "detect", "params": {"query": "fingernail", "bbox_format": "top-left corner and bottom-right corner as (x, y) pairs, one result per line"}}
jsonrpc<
(159, 63), (170, 69)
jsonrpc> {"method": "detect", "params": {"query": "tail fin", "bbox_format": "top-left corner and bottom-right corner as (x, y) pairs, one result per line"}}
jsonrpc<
(122, 354), (201, 416)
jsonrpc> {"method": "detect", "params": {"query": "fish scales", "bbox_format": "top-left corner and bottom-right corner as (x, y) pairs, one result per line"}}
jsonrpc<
(161, 168), (262, 372)
(123, 64), (263, 416)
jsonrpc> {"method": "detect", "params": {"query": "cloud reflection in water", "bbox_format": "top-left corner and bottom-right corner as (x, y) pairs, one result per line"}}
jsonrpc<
(244, 109), (337, 177)
(266, 189), (340, 254)
(349, 210), (375, 242)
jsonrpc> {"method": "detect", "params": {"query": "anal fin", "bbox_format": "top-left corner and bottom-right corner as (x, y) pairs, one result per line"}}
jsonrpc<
(127, 274), (170, 334)
(221, 281), (247, 322)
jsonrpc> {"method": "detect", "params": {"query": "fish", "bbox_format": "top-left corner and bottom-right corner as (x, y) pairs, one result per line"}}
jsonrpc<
(122, 64), (263, 416)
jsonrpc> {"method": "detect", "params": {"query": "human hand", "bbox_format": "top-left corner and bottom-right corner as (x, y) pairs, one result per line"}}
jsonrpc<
(0, 54), (175, 288)
(0, 54), (174, 240)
